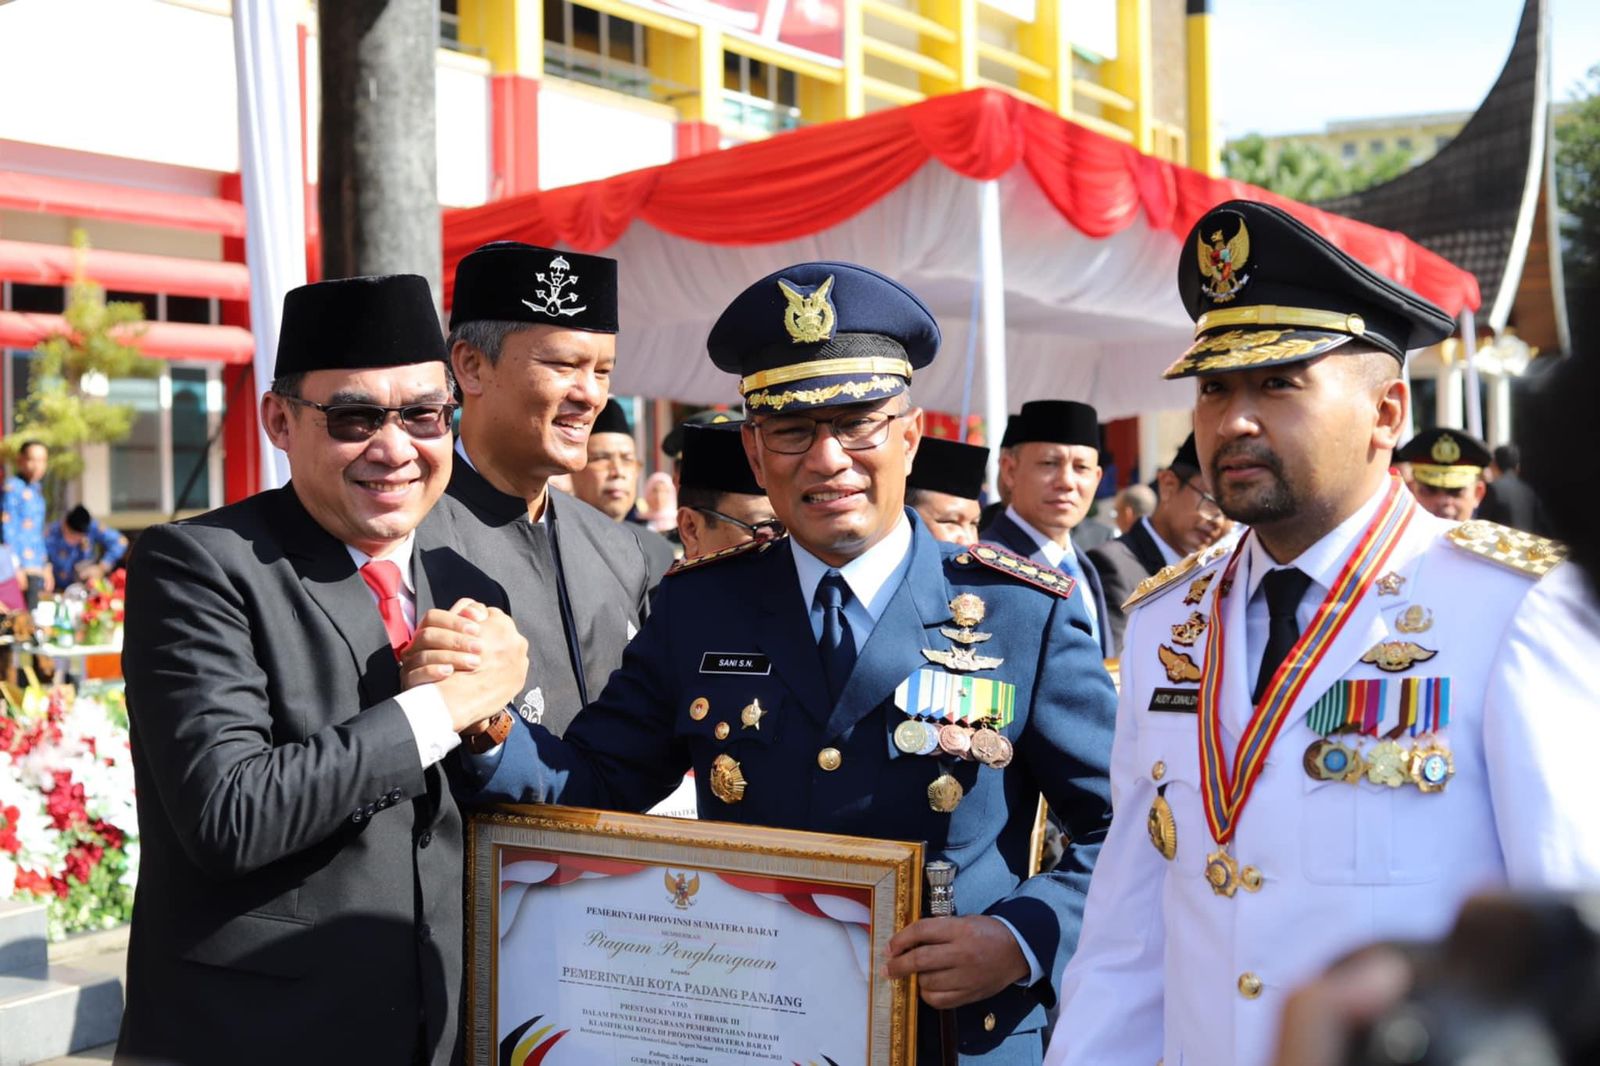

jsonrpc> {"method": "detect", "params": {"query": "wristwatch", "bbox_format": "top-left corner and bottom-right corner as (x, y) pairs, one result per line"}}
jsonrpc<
(462, 709), (513, 754)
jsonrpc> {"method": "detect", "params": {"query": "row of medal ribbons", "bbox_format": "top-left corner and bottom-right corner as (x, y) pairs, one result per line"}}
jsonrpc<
(893, 667), (1016, 768)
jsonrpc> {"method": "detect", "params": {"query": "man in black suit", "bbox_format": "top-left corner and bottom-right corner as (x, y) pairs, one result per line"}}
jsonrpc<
(1087, 433), (1232, 654)
(982, 399), (1115, 657)
(444, 242), (657, 738)
(117, 275), (529, 1066)
(1477, 442), (1549, 534)
(570, 397), (678, 577)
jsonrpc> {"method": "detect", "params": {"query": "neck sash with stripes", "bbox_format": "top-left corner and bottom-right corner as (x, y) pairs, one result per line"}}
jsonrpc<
(1198, 475), (1415, 845)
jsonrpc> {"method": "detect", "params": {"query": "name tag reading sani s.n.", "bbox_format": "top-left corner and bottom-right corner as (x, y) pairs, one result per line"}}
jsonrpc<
(699, 652), (773, 675)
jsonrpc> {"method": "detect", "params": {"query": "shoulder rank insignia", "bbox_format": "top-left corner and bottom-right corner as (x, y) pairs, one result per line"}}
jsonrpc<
(958, 545), (1076, 598)
(664, 535), (779, 576)
(1123, 540), (1232, 612)
(1444, 520), (1566, 579)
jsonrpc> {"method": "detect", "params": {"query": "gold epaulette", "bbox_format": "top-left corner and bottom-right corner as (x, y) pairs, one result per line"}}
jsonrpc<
(1122, 540), (1232, 611)
(664, 535), (778, 576)
(954, 544), (1075, 598)
(1444, 520), (1566, 578)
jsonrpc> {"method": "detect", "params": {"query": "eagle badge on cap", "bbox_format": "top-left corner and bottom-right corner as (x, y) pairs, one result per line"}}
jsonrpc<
(779, 275), (836, 343)
(523, 254), (587, 319)
(1430, 433), (1462, 464)
(1197, 215), (1251, 303)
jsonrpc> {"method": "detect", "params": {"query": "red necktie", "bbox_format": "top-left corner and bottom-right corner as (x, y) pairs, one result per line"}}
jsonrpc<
(359, 560), (412, 657)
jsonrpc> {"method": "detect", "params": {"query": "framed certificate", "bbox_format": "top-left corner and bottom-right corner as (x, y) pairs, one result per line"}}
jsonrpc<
(467, 805), (923, 1066)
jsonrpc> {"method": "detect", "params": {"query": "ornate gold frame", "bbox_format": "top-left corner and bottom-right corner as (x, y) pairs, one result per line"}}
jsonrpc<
(467, 804), (923, 1065)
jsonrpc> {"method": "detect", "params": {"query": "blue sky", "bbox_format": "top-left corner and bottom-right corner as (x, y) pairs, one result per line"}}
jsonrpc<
(1212, 0), (1600, 138)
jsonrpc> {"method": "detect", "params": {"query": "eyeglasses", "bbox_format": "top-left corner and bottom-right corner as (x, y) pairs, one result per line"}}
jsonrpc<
(1182, 478), (1223, 519)
(752, 410), (908, 456)
(693, 507), (786, 542)
(281, 396), (458, 443)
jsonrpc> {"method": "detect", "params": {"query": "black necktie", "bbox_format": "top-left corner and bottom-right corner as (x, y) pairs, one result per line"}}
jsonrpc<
(1252, 567), (1313, 704)
(817, 570), (857, 706)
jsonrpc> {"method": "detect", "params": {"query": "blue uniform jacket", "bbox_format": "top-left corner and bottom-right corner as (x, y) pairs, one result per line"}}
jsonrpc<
(982, 510), (1114, 660)
(477, 514), (1117, 1063)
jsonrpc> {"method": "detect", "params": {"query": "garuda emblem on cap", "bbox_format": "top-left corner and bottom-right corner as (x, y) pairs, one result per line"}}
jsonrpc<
(523, 254), (587, 319)
(778, 275), (836, 344)
(1197, 216), (1251, 303)
(1430, 433), (1462, 464)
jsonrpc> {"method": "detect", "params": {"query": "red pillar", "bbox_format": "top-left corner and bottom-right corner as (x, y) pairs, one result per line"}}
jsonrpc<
(219, 173), (261, 504)
(490, 74), (541, 197)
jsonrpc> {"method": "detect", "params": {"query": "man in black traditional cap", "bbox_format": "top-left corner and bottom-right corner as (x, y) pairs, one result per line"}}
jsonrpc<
(983, 399), (1114, 657)
(1051, 200), (1579, 1066)
(907, 435), (989, 547)
(1088, 433), (1232, 654)
(443, 241), (657, 739)
(117, 275), (529, 1066)
(673, 420), (779, 558)
(569, 396), (677, 577)
(1393, 427), (1492, 521)
(423, 260), (1116, 1064)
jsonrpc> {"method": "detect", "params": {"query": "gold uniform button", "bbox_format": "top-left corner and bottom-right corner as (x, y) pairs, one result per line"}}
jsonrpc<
(818, 748), (842, 771)
(983, 1013), (996, 1032)
(714, 722), (731, 740)
(1151, 760), (1167, 781)
(689, 697), (710, 720)
(1241, 865), (1263, 891)
(1237, 972), (1263, 999)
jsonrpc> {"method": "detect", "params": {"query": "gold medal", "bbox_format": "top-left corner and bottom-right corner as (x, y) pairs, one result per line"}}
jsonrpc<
(927, 772), (964, 813)
(1394, 605), (1433, 634)
(709, 754), (746, 804)
(969, 728), (1003, 766)
(1147, 791), (1177, 860)
(894, 719), (929, 754)
(740, 698), (766, 730)
(1407, 740), (1455, 793)
(1204, 847), (1260, 897)
(1363, 740), (1408, 788)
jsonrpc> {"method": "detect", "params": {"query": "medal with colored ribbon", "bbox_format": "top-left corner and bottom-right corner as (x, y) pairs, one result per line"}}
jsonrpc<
(1197, 475), (1416, 896)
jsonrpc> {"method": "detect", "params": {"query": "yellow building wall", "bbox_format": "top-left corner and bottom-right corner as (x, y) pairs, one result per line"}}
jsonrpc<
(459, 0), (1216, 170)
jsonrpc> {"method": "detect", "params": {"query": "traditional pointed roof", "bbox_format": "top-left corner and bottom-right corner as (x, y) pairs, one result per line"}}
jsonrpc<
(1316, 0), (1568, 350)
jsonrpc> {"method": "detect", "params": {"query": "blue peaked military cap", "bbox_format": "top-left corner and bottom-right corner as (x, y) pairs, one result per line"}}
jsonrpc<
(707, 261), (941, 413)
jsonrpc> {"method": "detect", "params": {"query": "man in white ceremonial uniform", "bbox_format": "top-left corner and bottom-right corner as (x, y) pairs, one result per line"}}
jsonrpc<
(1046, 200), (1596, 1066)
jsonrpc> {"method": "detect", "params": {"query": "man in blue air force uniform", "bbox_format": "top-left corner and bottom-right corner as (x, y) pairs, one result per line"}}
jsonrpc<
(415, 261), (1117, 1063)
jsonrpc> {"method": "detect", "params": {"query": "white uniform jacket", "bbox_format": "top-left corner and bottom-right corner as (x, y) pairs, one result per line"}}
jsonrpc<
(1047, 493), (1591, 1066)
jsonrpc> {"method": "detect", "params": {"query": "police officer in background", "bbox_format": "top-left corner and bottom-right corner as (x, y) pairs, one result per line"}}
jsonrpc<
(1393, 426), (1491, 521)
(443, 241), (656, 740)
(1048, 200), (1596, 1066)
(674, 421), (780, 558)
(982, 400), (1114, 658)
(907, 436), (989, 547)
(416, 260), (1117, 1063)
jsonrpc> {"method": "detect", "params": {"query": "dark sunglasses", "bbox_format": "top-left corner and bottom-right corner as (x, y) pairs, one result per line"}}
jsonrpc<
(282, 396), (458, 443)
(693, 507), (786, 542)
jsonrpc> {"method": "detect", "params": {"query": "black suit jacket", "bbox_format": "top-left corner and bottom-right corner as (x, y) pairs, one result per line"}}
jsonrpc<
(982, 510), (1114, 659)
(1477, 472), (1549, 535)
(1087, 520), (1168, 656)
(443, 462), (653, 737)
(117, 486), (495, 1066)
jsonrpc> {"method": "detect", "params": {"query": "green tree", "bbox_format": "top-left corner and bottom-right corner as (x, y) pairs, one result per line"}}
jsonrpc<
(1556, 65), (1600, 293)
(1223, 134), (1417, 201)
(3, 231), (162, 484)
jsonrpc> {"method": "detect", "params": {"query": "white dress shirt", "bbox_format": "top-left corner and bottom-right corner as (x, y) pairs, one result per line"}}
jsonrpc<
(346, 534), (460, 768)
(1004, 505), (1099, 634)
